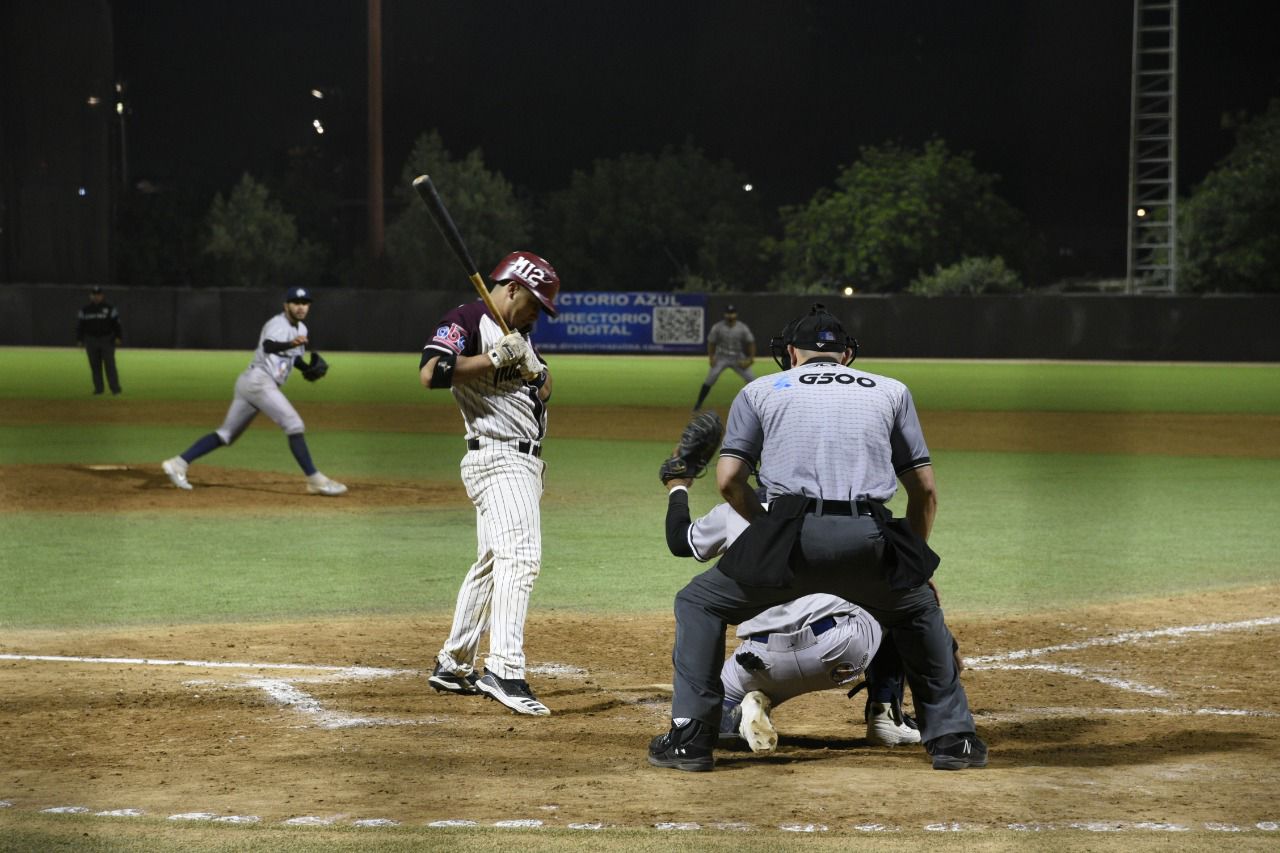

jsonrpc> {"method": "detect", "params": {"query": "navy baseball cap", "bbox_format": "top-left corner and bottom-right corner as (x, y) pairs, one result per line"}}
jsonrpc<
(725, 304), (738, 313)
(90, 285), (103, 294)
(788, 304), (849, 353)
(285, 286), (312, 303)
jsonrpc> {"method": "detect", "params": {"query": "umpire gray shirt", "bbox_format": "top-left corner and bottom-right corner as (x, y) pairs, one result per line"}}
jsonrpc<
(720, 359), (930, 503)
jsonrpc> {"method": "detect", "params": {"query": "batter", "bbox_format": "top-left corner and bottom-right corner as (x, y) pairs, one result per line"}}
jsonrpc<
(419, 251), (561, 717)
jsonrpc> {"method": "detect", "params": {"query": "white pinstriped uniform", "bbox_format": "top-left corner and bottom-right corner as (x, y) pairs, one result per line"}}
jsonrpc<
(424, 300), (548, 681)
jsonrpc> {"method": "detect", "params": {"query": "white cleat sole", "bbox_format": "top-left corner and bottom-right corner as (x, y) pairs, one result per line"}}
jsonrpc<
(738, 690), (777, 753)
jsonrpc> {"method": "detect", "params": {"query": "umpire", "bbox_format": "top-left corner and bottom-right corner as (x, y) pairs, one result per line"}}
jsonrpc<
(649, 304), (986, 772)
(76, 285), (123, 395)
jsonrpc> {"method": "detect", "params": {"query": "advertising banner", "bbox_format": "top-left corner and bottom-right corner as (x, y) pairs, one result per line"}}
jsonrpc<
(535, 292), (707, 353)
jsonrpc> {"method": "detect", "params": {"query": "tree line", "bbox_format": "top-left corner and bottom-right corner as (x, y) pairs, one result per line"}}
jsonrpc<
(115, 99), (1280, 295)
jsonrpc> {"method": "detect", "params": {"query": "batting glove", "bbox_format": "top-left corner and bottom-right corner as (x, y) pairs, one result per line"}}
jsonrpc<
(487, 332), (529, 369)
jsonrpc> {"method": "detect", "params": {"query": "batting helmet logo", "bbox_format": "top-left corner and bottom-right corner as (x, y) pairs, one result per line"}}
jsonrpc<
(491, 251), (561, 317)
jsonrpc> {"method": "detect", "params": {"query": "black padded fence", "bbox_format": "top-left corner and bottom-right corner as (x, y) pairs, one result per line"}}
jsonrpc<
(2, 284), (1276, 362)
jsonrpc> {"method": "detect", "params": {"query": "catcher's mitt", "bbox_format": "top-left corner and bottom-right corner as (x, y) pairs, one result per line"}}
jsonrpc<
(298, 352), (329, 382)
(659, 411), (724, 484)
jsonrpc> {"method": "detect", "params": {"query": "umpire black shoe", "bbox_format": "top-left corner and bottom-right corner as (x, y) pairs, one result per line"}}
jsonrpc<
(427, 664), (479, 695)
(927, 732), (989, 770)
(476, 673), (551, 716)
(648, 719), (716, 772)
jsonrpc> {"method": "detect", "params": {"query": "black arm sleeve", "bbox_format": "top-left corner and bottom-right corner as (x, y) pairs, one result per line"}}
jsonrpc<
(263, 339), (294, 354)
(665, 489), (695, 558)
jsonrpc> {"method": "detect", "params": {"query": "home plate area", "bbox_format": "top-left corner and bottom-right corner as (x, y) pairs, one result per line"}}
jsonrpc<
(2, 593), (1279, 835)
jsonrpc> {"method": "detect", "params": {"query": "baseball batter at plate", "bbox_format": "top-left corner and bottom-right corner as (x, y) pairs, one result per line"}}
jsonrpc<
(692, 304), (756, 411)
(420, 251), (561, 717)
(161, 286), (345, 496)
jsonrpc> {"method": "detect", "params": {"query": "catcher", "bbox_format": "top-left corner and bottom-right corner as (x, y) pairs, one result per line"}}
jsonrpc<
(658, 413), (923, 754)
(692, 305), (755, 411)
(161, 286), (347, 496)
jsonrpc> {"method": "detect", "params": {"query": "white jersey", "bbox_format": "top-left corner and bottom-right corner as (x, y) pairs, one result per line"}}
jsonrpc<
(423, 300), (547, 442)
(249, 313), (307, 386)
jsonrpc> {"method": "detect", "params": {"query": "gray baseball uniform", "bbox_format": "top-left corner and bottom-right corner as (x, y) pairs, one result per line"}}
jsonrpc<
(703, 319), (757, 386)
(679, 499), (882, 704)
(422, 300), (548, 684)
(215, 312), (309, 443)
(161, 288), (346, 496)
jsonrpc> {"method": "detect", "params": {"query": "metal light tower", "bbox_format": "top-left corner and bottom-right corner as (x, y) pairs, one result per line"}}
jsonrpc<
(1125, 0), (1179, 293)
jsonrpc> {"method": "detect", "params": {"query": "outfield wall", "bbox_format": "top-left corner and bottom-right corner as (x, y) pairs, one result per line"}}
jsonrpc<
(2, 284), (1276, 361)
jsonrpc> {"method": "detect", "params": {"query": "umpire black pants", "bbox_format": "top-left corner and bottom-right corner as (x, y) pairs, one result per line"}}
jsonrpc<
(85, 335), (121, 394)
(669, 513), (975, 744)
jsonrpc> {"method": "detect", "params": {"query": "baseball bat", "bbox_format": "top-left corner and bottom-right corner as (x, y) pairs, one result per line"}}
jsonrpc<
(411, 174), (511, 336)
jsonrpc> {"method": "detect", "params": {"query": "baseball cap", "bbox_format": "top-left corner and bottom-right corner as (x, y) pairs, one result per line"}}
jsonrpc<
(788, 304), (849, 353)
(725, 304), (737, 313)
(90, 286), (103, 294)
(284, 286), (313, 303)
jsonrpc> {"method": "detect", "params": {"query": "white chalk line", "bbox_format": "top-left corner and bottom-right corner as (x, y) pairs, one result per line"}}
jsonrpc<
(23, 808), (1280, 833)
(964, 615), (1280, 715)
(966, 616), (1280, 666)
(0, 652), (422, 729)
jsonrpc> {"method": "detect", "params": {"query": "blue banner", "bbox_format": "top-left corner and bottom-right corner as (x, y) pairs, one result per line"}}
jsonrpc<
(535, 292), (707, 353)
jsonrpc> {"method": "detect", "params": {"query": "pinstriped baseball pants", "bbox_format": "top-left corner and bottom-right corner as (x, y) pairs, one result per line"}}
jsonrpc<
(436, 446), (544, 680)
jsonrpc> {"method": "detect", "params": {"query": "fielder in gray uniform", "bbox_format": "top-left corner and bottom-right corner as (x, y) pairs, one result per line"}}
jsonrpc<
(692, 305), (755, 411)
(419, 251), (560, 717)
(161, 286), (347, 496)
(664, 483), (920, 753)
(649, 304), (985, 772)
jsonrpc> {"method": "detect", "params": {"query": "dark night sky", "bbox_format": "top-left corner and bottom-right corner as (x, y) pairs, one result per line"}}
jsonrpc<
(111, 0), (1280, 276)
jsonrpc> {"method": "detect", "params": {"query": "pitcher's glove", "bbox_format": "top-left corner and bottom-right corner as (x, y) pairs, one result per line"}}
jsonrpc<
(298, 352), (329, 382)
(658, 411), (724, 484)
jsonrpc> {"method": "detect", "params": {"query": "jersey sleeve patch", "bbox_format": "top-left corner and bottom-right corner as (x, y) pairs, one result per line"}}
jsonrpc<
(432, 322), (468, 354)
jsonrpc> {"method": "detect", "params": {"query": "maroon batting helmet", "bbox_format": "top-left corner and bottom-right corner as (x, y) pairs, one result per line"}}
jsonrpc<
(490, 251), (561, 317)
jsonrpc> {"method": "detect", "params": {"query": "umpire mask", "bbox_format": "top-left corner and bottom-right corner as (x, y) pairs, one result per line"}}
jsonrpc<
(770, 303), (859, 370)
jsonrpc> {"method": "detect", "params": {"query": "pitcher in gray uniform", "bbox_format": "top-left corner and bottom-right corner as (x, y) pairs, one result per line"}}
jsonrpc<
(161, 286), (347, 496)
(649, 303), (985, 772)
(692, 305), (755, 411)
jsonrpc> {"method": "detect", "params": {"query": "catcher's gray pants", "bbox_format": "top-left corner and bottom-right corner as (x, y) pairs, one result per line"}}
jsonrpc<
(215, 367), (305, 444)
(702, 359), (755, 387)
(719, 608), (882, 706)
(670, 513), (975, 744)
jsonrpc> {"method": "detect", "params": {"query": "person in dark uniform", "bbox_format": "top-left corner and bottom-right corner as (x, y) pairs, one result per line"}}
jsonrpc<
(76, 286), (124, 395)
(648, 304), (986, 773)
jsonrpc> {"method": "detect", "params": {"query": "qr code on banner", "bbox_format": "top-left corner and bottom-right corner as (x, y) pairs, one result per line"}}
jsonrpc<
(653, 306), (704, 344)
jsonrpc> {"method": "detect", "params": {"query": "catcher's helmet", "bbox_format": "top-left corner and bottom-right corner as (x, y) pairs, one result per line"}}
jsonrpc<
(491, 251), (561, 317)
(770, 303), (858, 370)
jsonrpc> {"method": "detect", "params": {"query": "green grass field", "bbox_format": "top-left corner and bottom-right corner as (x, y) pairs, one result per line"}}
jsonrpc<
(2, 348), (1279, 629)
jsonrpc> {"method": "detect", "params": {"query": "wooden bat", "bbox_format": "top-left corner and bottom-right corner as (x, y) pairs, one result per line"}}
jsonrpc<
(411, 174), (511, 335)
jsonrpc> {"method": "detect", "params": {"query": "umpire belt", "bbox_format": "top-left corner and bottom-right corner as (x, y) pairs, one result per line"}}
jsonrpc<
(750, 614), (839, 645)
(466, 438), (542, 458)
(781, 498), (878, 516)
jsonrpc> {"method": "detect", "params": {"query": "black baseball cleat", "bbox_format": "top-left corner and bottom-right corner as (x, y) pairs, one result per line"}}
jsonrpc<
(427, 664), (479, 695)
(475, 673), (551, 716)
(648, 719), (716, 772)
(927, 732), (989, 770)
